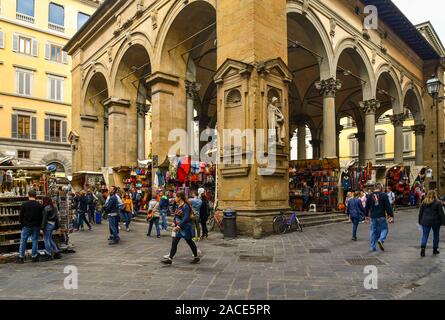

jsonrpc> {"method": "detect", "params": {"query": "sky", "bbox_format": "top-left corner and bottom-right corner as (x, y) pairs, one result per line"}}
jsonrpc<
(392, 0), (445, 43)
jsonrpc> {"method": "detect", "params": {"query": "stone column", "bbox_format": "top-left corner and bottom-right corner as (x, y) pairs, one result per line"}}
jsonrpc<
(103, 97), (131, 168)
(355, 132), (365, 165)
(390, 113), (406, 164)
(310, 139), (321, 159)
(315, 78), (342, 159)
(336, 124), (344, 159)
(297, 123), (307, 160)
(359, 99), (380, 164)
(103, 113), (109, 167)
(412, 124), (426, 165)
(137, 103), (150, 160)
(185, 80), (200, 158)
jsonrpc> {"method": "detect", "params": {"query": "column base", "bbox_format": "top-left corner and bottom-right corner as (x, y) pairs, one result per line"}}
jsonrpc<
(232, 209), (289, 237)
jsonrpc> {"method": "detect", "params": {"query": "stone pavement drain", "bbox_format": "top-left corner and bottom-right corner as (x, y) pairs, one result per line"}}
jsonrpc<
(346, 257), (386, 266)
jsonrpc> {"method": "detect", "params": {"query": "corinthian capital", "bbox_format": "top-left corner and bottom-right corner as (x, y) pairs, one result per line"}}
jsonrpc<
(389, 113), (406, 127)
(359, 99), (380, 115)
(411, 124), (426, 136)
(315, 77), (342, 97)
(137, 103), (150, 117)
(185, 80), (201, 99)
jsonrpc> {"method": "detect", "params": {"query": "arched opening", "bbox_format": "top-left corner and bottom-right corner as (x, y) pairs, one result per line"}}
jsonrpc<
(83, 72), (108, 170)
(160, 1), (217, 158)
(113, 44), (152, 162)
(287, 10), (331, 160)
(404, 88), (424, 165)
(47, 162), (66, 178)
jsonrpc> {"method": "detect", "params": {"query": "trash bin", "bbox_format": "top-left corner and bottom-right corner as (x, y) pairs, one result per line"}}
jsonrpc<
(223, 209), (237, 238)
(95, 211), (102, 224)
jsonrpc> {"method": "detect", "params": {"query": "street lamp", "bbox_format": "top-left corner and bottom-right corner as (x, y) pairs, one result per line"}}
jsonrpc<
(426, 74), (444, 193)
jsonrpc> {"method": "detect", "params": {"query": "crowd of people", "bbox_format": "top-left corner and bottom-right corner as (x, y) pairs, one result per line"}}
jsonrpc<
(344, 183), (445, 256)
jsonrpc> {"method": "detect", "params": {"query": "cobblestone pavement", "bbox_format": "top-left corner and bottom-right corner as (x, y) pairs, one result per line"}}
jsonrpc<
(0, 209), (444, 300)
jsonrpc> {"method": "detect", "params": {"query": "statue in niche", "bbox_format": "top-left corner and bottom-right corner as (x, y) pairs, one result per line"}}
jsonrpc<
(268, 97), (286, 145)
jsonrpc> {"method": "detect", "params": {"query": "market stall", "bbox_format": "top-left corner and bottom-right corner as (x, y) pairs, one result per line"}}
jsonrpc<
(71, 171), (106, 192)
(340, 161), (386, 196)
(385, 165), (411, 206)
(289, 158), (340, 212)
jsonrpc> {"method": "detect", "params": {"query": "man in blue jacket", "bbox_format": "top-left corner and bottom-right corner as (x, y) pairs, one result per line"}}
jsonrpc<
(365, 183), (394, 252)
(104, 186), (121, 245)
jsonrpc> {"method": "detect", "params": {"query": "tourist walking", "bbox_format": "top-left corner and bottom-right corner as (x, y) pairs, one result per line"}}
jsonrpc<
(365, 184), (394, 252)
(347, 192), (366, 241)
(104, 186), (121, 245)
(387, 187), (395, 212)
(41, 196), (62, 261)
(147, 196), (161, 238)
(86, 188), (97, 224)
(190, 190), (202, 241)
(122, 193), (134, 232)
(345, 192), (353, 223)
(418, 190), (445, 257)
(76, 191), (92, 231)
(162, 191), (200, 265)
(199, 192), (210, 240)
(159, 191), (169, 231)
(17, 189), (43, 263)
(302, 182), (312, 211)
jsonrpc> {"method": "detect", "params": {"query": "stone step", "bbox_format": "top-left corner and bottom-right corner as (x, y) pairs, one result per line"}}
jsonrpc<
(299, 214), (348, 223)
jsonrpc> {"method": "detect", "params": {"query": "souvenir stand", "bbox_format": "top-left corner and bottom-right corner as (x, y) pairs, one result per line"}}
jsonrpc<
(385, 165), (411, 206)
(71, 171), (106, 192)
(289, 159), (340, 212)
(340, 161), (386, 195)
(121, 161), (153, 213)
(0, 162), (48, 256)
(153, 156), (217, 204)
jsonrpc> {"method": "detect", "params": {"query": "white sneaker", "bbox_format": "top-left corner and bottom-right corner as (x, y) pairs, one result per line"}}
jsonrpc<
(126, 228), (130, 232)
(163, 254), (171, 260)
(193, 249), (202, 258)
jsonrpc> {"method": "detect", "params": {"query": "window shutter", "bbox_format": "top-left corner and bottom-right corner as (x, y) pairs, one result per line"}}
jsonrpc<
(11, 114), (18, 138)
(0, 31), (4, 49)
(44, 119), (50, 141)
(62, 121), (67, 143)
(31, 117), (37, 140)
(32, 39), (38, 57)
(62, 51), (68, 64)
(25, 73), (31, 95)
(12, 34), (18, 52)
(45, 43), (50, 60)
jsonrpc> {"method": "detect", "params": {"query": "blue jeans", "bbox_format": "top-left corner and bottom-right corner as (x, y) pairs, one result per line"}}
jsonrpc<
(108, 215), (120, 243)
(421, 225), (441, 249)
(161, 209), (168, 230)
(19, 226), (40, 258)
(43, 223), (60, 255)
(351, 217), (360, 238)
(88, 205), (96, 223)
(370, 217), (389, 251)
(123, 211), (132, 228)
(148, 217), (161, 237)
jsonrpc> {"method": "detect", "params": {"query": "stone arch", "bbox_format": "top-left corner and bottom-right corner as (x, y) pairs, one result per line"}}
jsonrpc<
(374, 64), (403, 113)
(40, 152), (72, 175)
(334, 38), (375, 100)
(81, 63), (110, 97)
(286, 3), (334, 79)
(154, 0), (216, 72)
(402, 82), (424, 124)
(110, 32), (154, 96)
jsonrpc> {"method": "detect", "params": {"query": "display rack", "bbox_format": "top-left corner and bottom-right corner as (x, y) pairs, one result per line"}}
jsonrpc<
(0, 197), (44, 254)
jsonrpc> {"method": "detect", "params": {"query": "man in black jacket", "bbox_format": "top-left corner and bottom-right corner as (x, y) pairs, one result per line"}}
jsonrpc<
(17, 189), (43, 263)
(365, 184), (394, 252)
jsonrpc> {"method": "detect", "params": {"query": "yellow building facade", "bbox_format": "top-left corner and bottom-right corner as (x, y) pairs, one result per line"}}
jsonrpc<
(0, 0), (100, 177)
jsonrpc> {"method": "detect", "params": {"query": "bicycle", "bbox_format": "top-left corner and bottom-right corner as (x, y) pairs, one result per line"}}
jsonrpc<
(207, 209), (224, 232)
(273, 211), (303, 234)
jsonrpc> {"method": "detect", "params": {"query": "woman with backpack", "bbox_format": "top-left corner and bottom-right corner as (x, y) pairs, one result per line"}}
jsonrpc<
(162, 191), (200, 265)
(147, 195), (161, 238)
(419, 190), (445, 257)
(41, 196), (62, 260)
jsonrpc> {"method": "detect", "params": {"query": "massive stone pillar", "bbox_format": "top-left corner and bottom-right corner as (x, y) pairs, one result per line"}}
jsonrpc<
(390, 113), (406, 164)
(137, 103), (150, 160)
(412, 124), (426, 165)
(315, 78), (342, 159)
(297, 123), (306, 160)
(146, 72), (183, 164)
(360, 99), (380, 164)
(104, 98), (131, 168)
(216, 0), (291, 235)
